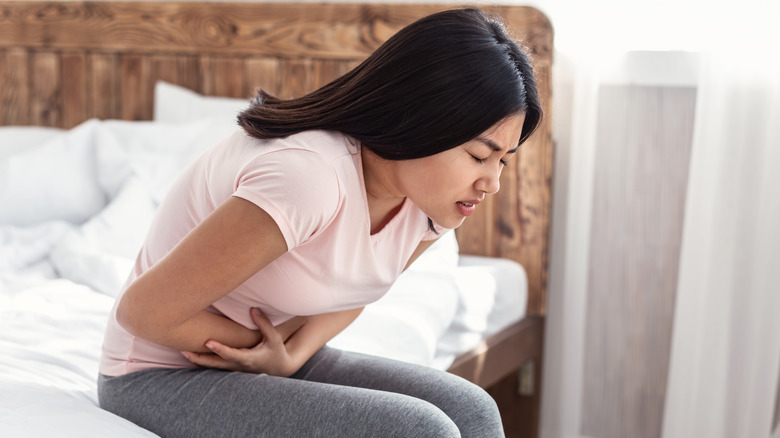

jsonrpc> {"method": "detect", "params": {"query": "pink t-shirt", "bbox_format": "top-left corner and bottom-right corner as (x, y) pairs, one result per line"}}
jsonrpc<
(100, 130), (444, 376)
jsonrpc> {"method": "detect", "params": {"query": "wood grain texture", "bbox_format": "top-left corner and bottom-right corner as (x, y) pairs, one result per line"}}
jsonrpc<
(0, 2), (553, 60)
(61, 52), (87, 128)
(30, 51), (61, 126)
(119, 54), (151, 120)
(581, 86), (696, 438)
(150, 55), (180, 90)
(0, 48), (30, 125)
(244, 57), (280, 98)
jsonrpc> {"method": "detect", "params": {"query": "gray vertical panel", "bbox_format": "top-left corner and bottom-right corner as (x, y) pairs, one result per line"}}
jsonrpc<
(774, 362), (780, 434)
(581, 86), (697, 438)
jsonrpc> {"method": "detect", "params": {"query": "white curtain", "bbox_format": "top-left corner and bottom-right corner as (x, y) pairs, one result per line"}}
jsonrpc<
(661, 15), (780, 438)
(526, 0), (780, 437)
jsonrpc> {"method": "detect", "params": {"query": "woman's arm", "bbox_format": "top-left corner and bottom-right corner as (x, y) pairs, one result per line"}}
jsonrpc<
(116, 196), (289, 353)
(183, 306), (363, 376)
(182, 238), (440, 375)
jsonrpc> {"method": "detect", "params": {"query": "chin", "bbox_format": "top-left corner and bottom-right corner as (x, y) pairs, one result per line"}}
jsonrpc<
(435, 215), (466, 230)
(422, 205), (467, 230)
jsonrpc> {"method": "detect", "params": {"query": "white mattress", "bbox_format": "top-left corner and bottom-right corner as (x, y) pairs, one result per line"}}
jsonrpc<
(0, 115), (527, 437)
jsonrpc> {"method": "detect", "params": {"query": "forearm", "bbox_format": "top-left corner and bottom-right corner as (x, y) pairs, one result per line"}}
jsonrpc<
(284, 307), (363, 370)
(121, 308), (261, 353)
(179, 306), (363, 376)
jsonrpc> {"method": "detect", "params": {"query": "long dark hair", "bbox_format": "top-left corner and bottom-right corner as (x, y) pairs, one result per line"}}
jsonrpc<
(238, 8), (542, 159)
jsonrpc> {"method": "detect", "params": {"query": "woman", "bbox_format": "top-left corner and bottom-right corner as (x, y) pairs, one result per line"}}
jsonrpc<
(98, 8), (541, 437)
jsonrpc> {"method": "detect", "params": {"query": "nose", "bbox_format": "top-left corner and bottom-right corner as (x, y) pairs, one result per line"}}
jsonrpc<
(475, 166), (501, 195)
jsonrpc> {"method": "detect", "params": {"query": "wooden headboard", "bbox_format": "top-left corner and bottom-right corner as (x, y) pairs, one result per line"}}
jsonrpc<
(0, 1), (553, 316)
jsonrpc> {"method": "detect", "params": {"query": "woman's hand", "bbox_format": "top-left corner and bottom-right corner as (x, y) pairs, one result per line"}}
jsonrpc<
(181, 308), (306, 377)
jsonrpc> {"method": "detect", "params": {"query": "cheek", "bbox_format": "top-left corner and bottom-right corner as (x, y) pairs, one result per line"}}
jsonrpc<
(402, 153), (465, 202)
(422, 160), (457, 192)
(414, 166), (442, 199)
(426, 159), (468, 193)
(407, 159), (439, 187)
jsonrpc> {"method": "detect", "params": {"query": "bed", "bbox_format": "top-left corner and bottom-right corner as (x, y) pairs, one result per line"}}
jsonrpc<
(0, 2), (553, 437)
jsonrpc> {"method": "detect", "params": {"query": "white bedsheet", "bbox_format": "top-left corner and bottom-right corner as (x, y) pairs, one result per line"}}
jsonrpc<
(0, 119), (527, 437)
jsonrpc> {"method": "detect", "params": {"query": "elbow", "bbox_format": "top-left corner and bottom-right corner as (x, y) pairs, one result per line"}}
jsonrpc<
(115, 289), (160, 339)
(115, 293), (142, 336)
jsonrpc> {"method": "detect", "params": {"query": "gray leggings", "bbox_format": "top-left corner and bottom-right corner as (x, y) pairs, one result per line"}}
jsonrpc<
(98, 347), (504, 437)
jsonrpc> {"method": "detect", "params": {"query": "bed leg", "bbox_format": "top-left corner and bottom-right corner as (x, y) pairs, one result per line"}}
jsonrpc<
(488, 358), (542, 438)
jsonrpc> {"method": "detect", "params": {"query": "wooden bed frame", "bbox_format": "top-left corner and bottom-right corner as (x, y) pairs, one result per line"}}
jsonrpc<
(0, 2), (553, 436)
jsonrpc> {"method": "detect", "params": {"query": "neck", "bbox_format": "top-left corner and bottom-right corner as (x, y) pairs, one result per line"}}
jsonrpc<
(360, 147), (406, 234)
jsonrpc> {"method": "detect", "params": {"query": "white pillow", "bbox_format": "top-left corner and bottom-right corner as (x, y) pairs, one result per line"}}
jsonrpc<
(153, 81), (249, 125)
(0, 120), (107, 226)
(431, 256), (528, 369)
(0, 126), (64, 161)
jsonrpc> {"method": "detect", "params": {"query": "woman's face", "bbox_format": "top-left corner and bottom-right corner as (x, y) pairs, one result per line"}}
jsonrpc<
(395, 112), (527, 229)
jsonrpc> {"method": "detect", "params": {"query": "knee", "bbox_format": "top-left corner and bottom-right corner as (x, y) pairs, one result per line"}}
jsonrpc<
(446, 378), (503, 437)
(464, 380), (500, 415)
(397, 397), (461, 438)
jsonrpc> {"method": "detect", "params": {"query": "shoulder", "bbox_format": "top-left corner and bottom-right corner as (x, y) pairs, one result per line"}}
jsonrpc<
(237, 132), (349, 192)
(234, 129), (352, 171)
(267, 130), (354, 161)
(232, 131), (353, 249)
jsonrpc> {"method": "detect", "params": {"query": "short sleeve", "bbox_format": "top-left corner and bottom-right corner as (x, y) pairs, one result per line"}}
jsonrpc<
(232, 149), (341, 251)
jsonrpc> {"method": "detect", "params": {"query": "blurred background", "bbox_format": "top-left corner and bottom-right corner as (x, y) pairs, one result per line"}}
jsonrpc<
(510, 1), (780, 438)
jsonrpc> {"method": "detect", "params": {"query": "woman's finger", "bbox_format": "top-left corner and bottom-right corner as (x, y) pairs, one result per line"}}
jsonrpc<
(250, 307), (282, 344)
(203, 340), (249, 365)
(181, 351), (240, 371)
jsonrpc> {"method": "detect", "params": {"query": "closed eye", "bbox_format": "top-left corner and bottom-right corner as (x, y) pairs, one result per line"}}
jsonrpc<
(472, 155), (509, 167)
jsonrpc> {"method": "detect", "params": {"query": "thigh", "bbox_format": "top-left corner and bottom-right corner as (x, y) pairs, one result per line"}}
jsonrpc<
(98, 367), (459, 438)
(291, 347), (504, 438)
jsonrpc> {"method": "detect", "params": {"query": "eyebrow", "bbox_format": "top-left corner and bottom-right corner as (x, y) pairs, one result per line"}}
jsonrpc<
(475, 136), (520, 154)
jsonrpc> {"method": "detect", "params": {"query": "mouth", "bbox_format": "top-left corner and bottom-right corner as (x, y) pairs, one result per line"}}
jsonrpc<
(456, 200), (479, 217)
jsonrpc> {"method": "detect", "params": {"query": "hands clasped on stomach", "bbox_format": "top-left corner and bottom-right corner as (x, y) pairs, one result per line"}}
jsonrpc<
(181, 308), (307, 377)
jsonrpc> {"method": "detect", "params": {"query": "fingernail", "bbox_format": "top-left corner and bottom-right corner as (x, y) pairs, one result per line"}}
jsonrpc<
(205, 342), (215, 350)
(181, 351), (191, 359)
(252, 307), (260, 316)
